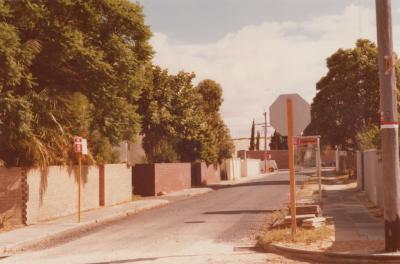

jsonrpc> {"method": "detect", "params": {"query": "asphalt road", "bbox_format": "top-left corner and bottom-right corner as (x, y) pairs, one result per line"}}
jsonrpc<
(1, 172), (308, 264)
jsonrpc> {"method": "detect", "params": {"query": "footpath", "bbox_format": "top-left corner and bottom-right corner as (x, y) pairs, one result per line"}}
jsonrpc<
(262, 170), (400, 263)
(0, 172), (272, 256)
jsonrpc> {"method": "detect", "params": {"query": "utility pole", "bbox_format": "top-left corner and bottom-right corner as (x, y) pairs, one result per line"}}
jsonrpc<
(264, 111), (268, 151)
(264, 111), (268, 172)
(375, 0), (400, 252)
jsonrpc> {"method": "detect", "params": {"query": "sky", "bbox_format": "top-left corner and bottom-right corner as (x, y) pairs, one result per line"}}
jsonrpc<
(136, 0), (400, 138)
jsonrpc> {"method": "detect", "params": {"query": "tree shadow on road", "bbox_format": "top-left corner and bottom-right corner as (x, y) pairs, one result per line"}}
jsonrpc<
(86, 254), (203, 264)
(203, 209), (275, 215)
(209, 180), (295, 190)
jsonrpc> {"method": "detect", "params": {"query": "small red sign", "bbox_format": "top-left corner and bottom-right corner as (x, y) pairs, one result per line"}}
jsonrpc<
(73, 136), (83, 153)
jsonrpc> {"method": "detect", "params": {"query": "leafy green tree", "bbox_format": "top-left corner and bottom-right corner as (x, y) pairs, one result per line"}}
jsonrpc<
(269, 131), (287, 150)
(139, 69), (233, 164)
(256, 131), (260, 151)
(305, 39), (400, 149)
(139, 66), (201, 162)
(196, 79), (234, 163)
(355, 125), (380, 151)
(249, 120), (255, 150)
(0, 0), (152, 166)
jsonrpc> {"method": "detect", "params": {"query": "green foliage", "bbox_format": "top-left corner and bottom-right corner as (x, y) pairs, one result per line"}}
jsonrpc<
(305, 39), (400, 149)
(0, 0), (152, 166)
(355, 125), (380, 151)
(0, 0), (233, 166)
(196, 79), (234, 163)
(269, 131), (288, 150)
(249, 120), (255, 150)
(256, 131), (260, 151)
(139, 68), (233, 164)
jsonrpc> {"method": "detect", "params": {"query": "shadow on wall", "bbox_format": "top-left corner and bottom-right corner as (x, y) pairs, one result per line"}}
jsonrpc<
(38, 165), (91, 206)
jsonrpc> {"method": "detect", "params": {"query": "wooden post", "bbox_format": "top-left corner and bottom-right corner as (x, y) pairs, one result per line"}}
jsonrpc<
(375, 0), (400, 252)
(77, 153), (81, 223)
(287, 99), (296, 236)
(316, 137), (322, 203)
(264, 111), (268, 173)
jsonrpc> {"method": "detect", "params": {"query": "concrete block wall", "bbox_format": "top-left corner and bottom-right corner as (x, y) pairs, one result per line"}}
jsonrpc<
(132, 163), (191, 196)
(240, 159), (261, 177)
(356, 151), (363, 191)
(223, 158), (241, 180)
(238, 149), (337, 169)
(237, 150), (289, 169)
(191, 163), (220, 186)
(361, 149), (384, 208)
(0, 167), (25, 227)
(26, 166), (100, 224)
(100, 164), (132, 206)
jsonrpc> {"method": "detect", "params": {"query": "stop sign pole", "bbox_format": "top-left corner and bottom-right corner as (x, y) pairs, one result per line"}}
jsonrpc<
(286, 99), (297, 236)
(270, 93), (311, 237)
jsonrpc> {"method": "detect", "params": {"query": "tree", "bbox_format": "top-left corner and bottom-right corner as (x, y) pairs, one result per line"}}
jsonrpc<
(255, 131), (260, 151)
(139, 70), (233, 164)
(269, 131), (287, 150)
(305, 39), (400, 149)
(139, 66), (203, 163)
(249, 120), (256, 150)
(355, 125), (380, 151)
(196, 79), (234, 162)
(0, 0), (152, 166)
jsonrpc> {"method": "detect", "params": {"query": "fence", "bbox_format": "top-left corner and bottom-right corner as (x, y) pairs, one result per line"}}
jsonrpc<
(132, 163), (191, 196)
(356, 149), (384, 208)
(191, 163), (220, 186)
(240, 159), (261, 177)
(0, 164), (132, 227)
(237, 149), (337, 169)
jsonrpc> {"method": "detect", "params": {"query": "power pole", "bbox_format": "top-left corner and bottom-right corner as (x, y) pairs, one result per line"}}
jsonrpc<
(375, 0), (400, 252)
(264, 111), (268, 172)
(264, 111), (268, 152)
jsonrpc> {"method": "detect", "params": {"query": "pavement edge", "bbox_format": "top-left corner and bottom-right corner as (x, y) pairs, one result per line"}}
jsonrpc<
(264, 243), (400, 264)
(1, 200), (169, 256)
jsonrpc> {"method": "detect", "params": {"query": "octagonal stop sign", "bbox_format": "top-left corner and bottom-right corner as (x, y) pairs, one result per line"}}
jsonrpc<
(269, 94), (311, 136)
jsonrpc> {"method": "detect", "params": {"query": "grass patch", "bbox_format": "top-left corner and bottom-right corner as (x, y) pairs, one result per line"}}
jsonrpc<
(257, 225), (334, 247)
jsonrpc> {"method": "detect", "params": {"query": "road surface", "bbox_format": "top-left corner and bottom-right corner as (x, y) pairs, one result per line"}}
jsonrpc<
(1, 172), (308, 264)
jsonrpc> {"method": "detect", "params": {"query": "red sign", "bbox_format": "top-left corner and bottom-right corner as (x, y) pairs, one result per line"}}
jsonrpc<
(294, 137), (318, 146)
(73, 136), (83, 153)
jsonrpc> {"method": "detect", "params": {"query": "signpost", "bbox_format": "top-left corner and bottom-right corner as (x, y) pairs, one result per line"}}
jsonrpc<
(270, 94), (311, 236)
(294, 135), (322, 202)
(73, 136), (88, 223)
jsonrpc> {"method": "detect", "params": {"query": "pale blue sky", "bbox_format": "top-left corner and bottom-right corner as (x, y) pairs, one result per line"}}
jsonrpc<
(136, 1), (400, 137)
(137, 0), (381, 42)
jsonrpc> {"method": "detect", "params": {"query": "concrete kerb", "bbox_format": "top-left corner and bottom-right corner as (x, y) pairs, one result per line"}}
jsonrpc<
(0, 174), (271, 256)
(208, 172), (278, 188)
(264, 244), (400, 264)
(162, 188), (212, 197)
(0, 199), (169, 256)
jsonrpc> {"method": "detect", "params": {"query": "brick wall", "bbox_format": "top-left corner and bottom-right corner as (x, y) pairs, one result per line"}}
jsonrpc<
(26, 166), (100, 224)
(154, 163), (191, 195)
(237, 150), (290, 169)
(132, 164), (155, 196)
(100, 164), (132, 206)
(132, 163), (191, 196)
(237, 149), (336, 169)
(0, 167), (25, 227)
(191, 163), (220, 186)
